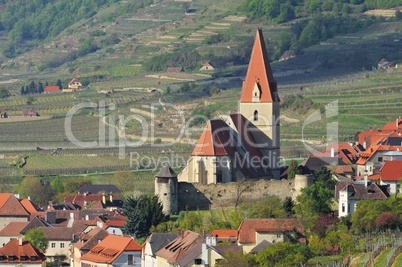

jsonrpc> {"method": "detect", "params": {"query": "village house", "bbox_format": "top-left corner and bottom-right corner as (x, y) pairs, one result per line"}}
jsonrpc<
(155, 230), (205, 266)
(71, 226), (109, 267)
(141, 233), (177, 267)
(237, 218), (305, 253)
(377, 58), (392, 69)
(43, 86), (60, 93)
(64, 192), (123, 210)
(80, 235), (142, 267)
(22, 109), (38, 117)
(336, 179), (389, 217)
(199, 61), (215, 71)
(178, 29), (281, 184)
(77, 184), (121, 195)
(68, 78), (82, 91)
(0, 193), (32, 231)
(370, 160), (402, 194)
(0, 239), (46, 267)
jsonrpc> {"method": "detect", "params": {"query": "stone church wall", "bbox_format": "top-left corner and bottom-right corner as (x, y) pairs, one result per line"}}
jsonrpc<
(177, 179), (295, 211)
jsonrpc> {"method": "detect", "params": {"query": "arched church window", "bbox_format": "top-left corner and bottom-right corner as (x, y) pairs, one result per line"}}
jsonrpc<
(254, 110), (258, 121)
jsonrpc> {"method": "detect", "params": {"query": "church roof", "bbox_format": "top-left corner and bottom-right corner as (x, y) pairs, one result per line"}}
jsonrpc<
(240, 28), (279, 103)
(192, 120), (237, 157)
(191, 114), (267, 178)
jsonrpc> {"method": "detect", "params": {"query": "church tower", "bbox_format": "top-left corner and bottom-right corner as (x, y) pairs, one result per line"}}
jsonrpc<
(239, 28), (280, 178)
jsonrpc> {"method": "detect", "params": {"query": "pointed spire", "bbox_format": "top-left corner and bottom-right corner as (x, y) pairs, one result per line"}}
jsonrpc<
(240, 28), (279, 103)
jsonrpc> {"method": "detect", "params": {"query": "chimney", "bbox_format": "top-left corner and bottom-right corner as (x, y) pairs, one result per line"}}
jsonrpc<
(109, 194), (113, 203)
(102, 194), (106, 205)
(330, 148), (335, 158)
(28, 196), (30, 201)
(18, 237), (22, 246)
(364, 170), (368, 188)
(85, 214), (89, 221)
(70, 212), (74, 220)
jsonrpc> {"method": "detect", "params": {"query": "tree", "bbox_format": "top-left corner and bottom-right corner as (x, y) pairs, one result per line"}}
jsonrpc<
(255, 242), (312, 266)
(295, 182), (333, 229)
(21, 86), (25, 95)
(38, 81), (44, 93)
(0, 89), (10, 99)
(314, 166), (335, 190)
(216, 251), (256, 267)
(24, 228), (48, 252)
(122, 194), (166, 238)
(56, 79), (62, 90)
(287, 160), (299, 179)
(17, 176), (54, 207)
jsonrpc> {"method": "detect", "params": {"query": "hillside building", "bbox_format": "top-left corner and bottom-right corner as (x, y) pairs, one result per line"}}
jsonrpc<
(178, 28), (281, 184)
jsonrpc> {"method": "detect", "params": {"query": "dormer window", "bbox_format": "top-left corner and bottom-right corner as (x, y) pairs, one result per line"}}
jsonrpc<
(252, 82), (261, 102)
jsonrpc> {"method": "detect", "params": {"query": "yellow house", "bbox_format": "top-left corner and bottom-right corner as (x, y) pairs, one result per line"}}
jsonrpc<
(238, 218), (306, 253)
(68, 78), (82, 90)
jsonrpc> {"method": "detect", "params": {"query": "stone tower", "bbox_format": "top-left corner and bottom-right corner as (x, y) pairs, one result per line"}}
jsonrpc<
(239, 28), (281, 178)
(155, 164), (178, 215)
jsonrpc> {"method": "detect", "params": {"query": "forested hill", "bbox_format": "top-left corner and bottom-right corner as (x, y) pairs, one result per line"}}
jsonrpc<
(0, 0), (153, 58)
(241, 0), (402, 22)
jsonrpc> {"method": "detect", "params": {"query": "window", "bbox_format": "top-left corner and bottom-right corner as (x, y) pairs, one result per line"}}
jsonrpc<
(378, 157), (383, 162)
(253, 110), (258, 121)
(8, 256), (14, 262)
(127, 255), (133, 265)
(194, 259), (202, 265)
(217, 170), (222, 183)
(51, 243), (56, 248)
(342, 203), (345, 213)
(60, 243), (65, 248)
(20, 256), (26, 261)
(30, 256), (36, 261)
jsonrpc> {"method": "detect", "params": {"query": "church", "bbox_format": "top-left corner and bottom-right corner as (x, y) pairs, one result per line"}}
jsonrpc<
(178, 28), (281, 184)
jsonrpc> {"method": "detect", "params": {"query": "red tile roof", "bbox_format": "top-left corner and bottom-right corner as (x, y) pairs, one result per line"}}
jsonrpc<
(68, 78), (79, 85)
(0, 222), (29, 236)
(192, 120), (237, 156)
(240, 29), (279, 103)
(378, 161), (402, 181)
(356, 145), (402, 165)
(0, 239), (45, 263)
(238, 219), (305, 244)
(156, 231), (204, 264)
(0, 193), (30, 217)
(81, 235), (141, 264)
(20, 199), (42, 214)
(44, 86), (60, 92)
(210, 229), (238, 239)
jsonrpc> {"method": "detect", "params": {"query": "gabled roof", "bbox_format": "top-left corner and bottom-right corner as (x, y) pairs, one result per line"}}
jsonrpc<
(44, 86), (60, 92)
(240, 29), (279, 103)
(0, 193), (30, 217)
(145, 233), (177, 256)
(0, 222), (29, 237)
(156, 231), (204, 264)
(192, 119), (237, 156)
(191, 114), (267, 178)
(210, 229), (238, 239)
(68, 78), (80, 85)
(78, 184), (121, 194)
(21, 216), (51, 234)
(20, 199), (42, 214)
(238, 218), (305, 244)
(335, 181), (389, 200)
(357, 145), (401, 165)
(378, 161), (402, 181)
(75, 226), (109, 251)
(81, 235), (141, 264)
(0, 239), (45, 263)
